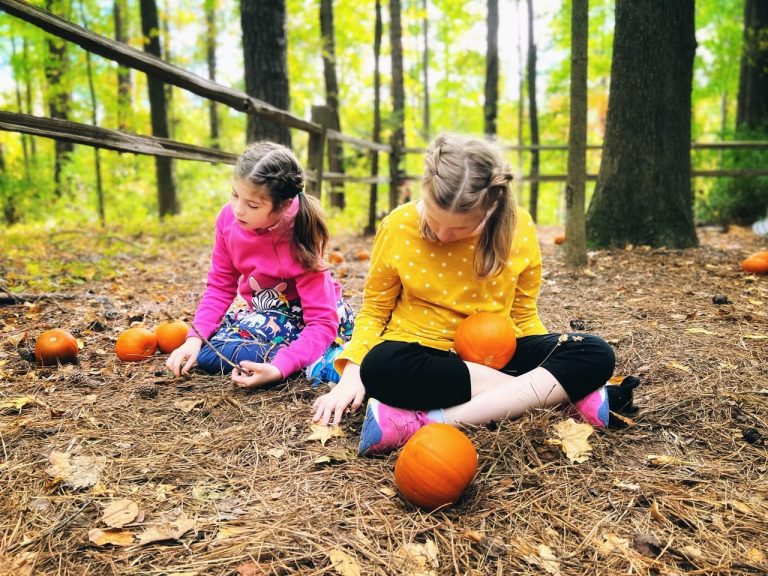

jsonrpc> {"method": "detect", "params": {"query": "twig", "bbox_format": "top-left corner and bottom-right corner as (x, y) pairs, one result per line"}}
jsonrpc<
(4, 499), (92, 553)
(189, 320), (253, 376)
(0, 290), (79, 305)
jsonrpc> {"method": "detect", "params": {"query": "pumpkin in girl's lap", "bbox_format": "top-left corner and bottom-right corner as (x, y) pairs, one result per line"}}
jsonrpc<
(453, 311), (517, 369)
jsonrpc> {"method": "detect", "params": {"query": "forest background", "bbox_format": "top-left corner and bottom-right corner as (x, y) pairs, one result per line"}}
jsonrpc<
(0, 0), (761, 236)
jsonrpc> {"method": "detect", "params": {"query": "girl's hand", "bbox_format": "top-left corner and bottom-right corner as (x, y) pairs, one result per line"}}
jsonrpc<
(232, 361), (282, 388)
(312, 362), (366, 426)
(166, 337), (202, 377)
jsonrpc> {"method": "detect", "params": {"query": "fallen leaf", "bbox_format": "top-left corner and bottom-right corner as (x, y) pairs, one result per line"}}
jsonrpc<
(725, 499), (752, 514)
(746, 548), (764, 563)
(646, 454), (684, 467)
(305, 424), (346, 446)
(546, 419), (594, 463)
(0, 395), (41, 413)
(679, 545), (703, 560)
(0, 551), (37, 576)
(609, 411), (634, 427)
(173, 398), (205, 413)
(613, 481), (640, 491)
(650, 500), (667, 523)
(523, 544), (560, 575)
(4, 331), (27, 347)
(235, 560), (270, 576)
(314, 449), (356, 464)
(215, 525), (250, 541)
(686, 327), (719, 335)
(328, 549), (361, 576)
(46, 451), (104, 489)
(393, 540), (439, 575)
(379, 486), (397, 497)
(461, 530), (484, 543)
(266, 448), (285, 459)
(101, 499), (139, 528)
(667, 361), (692, 373)
(137, 514), (195, 545)
(88, 528), (134, 547)
(595, 533), (629, 555)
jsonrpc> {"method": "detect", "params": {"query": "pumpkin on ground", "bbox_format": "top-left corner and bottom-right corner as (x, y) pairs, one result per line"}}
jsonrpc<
(453, 312), (517, 369)
(741, 254), (768, 274)
(35, 329), (79, 366)
(115, 327), (157, 361)
(554, 235), (566, 245)
(155, 320), (189, 353)
(394, 423), (478, 510)
(355, 249), (371, 261)
(328, 250), (345, 264)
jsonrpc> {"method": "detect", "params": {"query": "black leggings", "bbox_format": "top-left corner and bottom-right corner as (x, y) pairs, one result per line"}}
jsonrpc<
(359, 333), (615, 411)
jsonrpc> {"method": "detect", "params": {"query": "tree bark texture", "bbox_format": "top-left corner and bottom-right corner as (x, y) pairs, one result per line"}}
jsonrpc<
(113, 0), (132, 131)
(241, 0), (291, 146)
(526, 0), (539, 221)
(140, 0), (178, 216)
(388, 0), (405, 212)
(44, 0), (74, 197)
(205, 0), (219, 148)
(320, 0), (345, 209)
(737, 0), (768, 130)
(366, 0), (383, 235)
(586, 0), (697, 248)
(483, 0), (499, 138)
(564, 0), (588, 267)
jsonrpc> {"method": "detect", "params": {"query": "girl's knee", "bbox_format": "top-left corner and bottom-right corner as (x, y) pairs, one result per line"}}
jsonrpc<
(196, 347), (231, 374)
(584, 334), (616, 381)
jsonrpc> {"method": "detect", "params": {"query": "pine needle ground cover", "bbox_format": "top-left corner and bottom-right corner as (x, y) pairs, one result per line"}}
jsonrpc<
(0, 223), (766, 575)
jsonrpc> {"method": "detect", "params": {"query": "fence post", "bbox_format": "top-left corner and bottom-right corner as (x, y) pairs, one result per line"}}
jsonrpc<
(307, 105), (329, 198)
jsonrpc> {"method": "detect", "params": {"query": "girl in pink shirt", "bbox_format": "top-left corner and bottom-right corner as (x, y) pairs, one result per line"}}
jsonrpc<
(166, 142), (354, 388)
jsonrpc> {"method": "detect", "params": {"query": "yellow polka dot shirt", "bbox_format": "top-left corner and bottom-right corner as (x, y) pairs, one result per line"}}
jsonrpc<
(335, 202), (548, 370)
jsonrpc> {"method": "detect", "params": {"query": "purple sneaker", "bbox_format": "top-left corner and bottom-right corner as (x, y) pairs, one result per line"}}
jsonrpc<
(358, 398), (434, 456)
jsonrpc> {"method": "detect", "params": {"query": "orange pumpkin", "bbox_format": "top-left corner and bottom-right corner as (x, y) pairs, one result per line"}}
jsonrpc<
(554, 235), (566, 245)
(394, 423), (478, 510)
(453, 312), (517, 369)
(115, 327), (157, 361)
(328, 250), (345, 264)
(741, 255), (768, 274)
(35, 328), (79, 365)
(355, 249), (371, 261)
(155, 320), (189, 353)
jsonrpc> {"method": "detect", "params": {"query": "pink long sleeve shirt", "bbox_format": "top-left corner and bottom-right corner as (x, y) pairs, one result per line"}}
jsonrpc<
(191, 201), (342, 378)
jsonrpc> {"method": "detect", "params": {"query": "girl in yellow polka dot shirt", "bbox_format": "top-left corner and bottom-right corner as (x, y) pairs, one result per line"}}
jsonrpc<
(312, 133), (639, 455)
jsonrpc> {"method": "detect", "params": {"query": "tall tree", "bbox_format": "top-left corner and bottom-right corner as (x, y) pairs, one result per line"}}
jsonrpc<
(113, 0), (132, 130)
(140, 0), (178, 216)
(204, 0), (219, 148)
(587, 0), (697, 248)
(23, 38), (37, 160)
(564, 0), (588, 267)
(525, 0), (540, 222)
(241, 0), (291, 145)
(421, 0), (430, 141)
(483, 0), (499, 138)
(320, 0), (346, 208)
(515, 0), (524, 170)
(366, 0), (384, 235)
(737, 0), (768, 130)
(10, 37), (30, 180)
(44, 0), (74, 197)
(389, 0), (406, 211)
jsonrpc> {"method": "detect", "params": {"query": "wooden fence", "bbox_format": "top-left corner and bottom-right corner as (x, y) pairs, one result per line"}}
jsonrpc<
(1, 0), (767, 213)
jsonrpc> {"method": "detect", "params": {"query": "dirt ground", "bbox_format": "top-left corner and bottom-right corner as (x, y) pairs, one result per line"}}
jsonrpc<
(0, 223), (766, 575)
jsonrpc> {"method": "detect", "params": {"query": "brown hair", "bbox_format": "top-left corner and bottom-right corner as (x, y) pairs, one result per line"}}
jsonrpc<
(420, 133), (516, 278)
(235, 141), (328, 270)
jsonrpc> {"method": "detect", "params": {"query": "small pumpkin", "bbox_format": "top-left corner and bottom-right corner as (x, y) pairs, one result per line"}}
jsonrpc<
(453, 312), (517, 369)
(328, 250), (345, 264)
(741, 255), (768, 274)
(155, 320), (189, 353)
(35, 328), (79, 366)
(394, 423), (478, 510)
(355, 249), (371, 261)
(116, 327), (157, 361)
(554, 235), (566, 245)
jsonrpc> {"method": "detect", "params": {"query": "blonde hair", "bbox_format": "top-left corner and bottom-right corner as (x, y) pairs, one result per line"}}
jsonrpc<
(420, 133), (516, 278)
(235, 141), (328, 271)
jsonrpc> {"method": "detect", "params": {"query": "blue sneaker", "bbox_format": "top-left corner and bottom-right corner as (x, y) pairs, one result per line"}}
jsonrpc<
(358, 398), (434, 456)
(305, 345), (343, 387)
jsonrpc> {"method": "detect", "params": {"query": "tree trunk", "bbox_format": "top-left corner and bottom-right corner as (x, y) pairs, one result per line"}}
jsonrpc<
(140, 0), (178, 217)
(565, 0), (587, 268)
(113, 0), (132, 131)
(422, 0), (430, 141)
(586, 0), (697, 248)
(515, 0), (524, 171)
(44, 0), (74, 198)
(205, 0), (219, 148)
(241, 0), (291, 146)
(483, 0), (499, 139)
(736, 0), (768, 130)
(366, 0), (383, 235)
(389, 0), (405, 212)
(526, 0), (539, 221)
(160, 0), (176, 139)
(10, 37), (30, 179)
(320, 0), (345, 209)
(23, 38), (37, 160)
